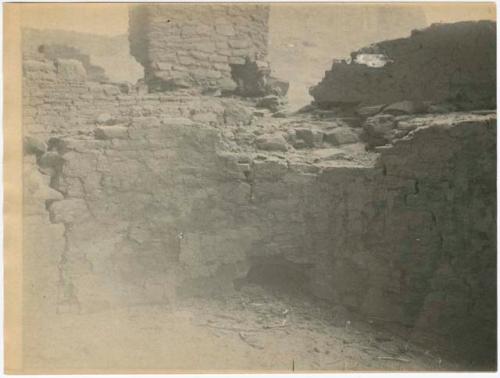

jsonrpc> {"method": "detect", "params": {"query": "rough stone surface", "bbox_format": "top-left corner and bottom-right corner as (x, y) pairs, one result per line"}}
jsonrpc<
(310, 21), (496, 110)
(382, 100), (428, 115)
(294, 127), (324, 148)
(38, 44), (108, 82)
(256, 133), (288, 152)
(361, 114), (397, 147)
(324, 127), (359, 146)
(49, 198), (90, 224)
(95, 126), (129, 140)
(55, 59), (87, 81)
(129, 4), (270, 92)
(371, 115), (496, 366)
(256, 95), (285, 112)
(22, 18), (497, 370)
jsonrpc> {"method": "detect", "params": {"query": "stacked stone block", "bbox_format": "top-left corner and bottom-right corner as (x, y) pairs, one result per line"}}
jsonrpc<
(129, 4), (270, 92)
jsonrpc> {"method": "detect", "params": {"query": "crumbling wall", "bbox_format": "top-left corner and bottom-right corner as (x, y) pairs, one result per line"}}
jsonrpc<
(26, 80), (496, 368)
(129, 4), (270, 92)
(22, 56), (242, 139)
(268, 4), (428, 108)
(24, 56), (374, 309)
(385, 116), (496, 365)
(23, 57), (115, 137)
(27, 115), (373, 308)
(36, 44), (108, 82)
(336, 114), (496, 367)
(310, 21), (496, 110)
(22, 27), (143, 84)
(22, 18), (496, 369)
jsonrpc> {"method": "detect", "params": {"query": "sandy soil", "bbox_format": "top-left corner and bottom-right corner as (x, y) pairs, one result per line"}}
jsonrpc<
(23, 285), (462, 373)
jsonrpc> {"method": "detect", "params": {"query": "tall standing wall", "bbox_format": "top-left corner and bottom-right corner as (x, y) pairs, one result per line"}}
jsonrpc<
(129, 4), (270, 92)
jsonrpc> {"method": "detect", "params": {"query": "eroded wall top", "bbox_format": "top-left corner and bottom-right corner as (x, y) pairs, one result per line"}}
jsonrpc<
(129, 4), (270, 92)
(310, 21), (496, 110)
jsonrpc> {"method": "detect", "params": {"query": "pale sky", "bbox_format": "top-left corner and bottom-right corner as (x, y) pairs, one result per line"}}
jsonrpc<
(19, 3), (496, 36)
(424, 2), (496, 23)
(20, 3), (130, 36)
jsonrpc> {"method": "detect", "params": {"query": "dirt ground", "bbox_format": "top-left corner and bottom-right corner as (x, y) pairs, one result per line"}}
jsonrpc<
(23, 284), (463, 373)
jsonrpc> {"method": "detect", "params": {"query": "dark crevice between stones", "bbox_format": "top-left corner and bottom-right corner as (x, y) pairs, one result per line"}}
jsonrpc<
(230, 58), (289, 98)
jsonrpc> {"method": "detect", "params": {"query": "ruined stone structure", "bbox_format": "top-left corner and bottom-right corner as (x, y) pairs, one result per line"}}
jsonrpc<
(268, 4), (428, 108)
(310, 21), (496, 110)
(35, 44), (108, 82)
(22, 27), (143, 84)
(129, 4), (270, 92)
(22, 15), (496, 370)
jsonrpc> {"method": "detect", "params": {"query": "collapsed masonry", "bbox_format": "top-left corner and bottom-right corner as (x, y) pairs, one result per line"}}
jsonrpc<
(22, 27), (144, 84)
(310, 21), (496, 110)
(23, 10), (496, 370)
(36, 44), (109, 82)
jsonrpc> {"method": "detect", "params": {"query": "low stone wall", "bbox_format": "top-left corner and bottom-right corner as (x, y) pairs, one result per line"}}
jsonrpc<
(22, 56), (248, 139)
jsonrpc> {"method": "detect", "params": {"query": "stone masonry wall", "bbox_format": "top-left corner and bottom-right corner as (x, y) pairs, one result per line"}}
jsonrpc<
(356, 114), (496, 366)
(23, 24), (496, 368)
(22, 55), (247, 139)
(310, 21), (496, 110)
(129, 4), (270, 92)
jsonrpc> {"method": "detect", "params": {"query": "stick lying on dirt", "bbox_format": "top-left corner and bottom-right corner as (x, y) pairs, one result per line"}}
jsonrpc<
(198, 322), (287, 333)
(375, 356), (411, 363)
(199, 324), (261, 332)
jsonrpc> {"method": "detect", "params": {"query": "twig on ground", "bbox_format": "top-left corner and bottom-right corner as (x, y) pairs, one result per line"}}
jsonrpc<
(262, 324), (287, 329)
(199, 321), (287, 333)
(376, 356), (411, 363)
(198, 323), (261, 332)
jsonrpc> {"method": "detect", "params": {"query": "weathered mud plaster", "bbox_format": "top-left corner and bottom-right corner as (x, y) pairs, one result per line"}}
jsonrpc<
(310, 21), (496, 110)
